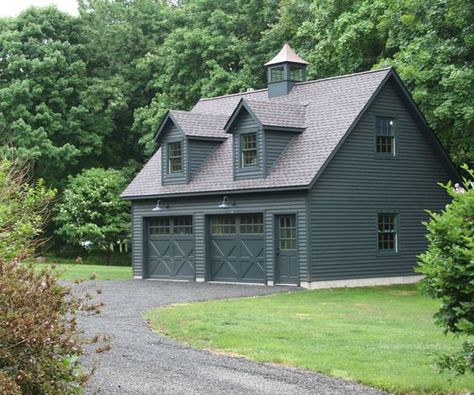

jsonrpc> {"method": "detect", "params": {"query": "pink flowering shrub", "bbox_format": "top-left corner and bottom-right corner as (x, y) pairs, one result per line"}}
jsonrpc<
(0, 160), (102, 393)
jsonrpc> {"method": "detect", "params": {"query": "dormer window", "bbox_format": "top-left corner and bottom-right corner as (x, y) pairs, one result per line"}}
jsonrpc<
(270, 66), (284, 82)
(168, 142), (183, 173)
(241, 133), (257, 167)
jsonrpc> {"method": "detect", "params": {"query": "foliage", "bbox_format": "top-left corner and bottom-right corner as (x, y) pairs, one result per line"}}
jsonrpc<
(0, 7), (126, 187)
(0, 160), (56, 262)
(417, 165), (474, 375)
(435, 340), (474, 376)
(145, 285), (474, 393)
(0, 159), (101, 393)
(55, 168), (131, 258)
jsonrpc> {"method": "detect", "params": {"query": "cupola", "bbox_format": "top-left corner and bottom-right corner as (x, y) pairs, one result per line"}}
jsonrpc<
(265, 43), (308, 98)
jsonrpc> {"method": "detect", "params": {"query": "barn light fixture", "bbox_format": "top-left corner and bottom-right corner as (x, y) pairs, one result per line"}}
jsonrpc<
(218, 196), (235, 209)
(152, 200), (169, 212)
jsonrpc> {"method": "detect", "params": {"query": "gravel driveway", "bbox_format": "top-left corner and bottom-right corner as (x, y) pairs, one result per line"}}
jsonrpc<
(77, 280), (383, 395)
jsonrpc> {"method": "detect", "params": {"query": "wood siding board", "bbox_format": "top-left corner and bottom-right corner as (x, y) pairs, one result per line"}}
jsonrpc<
(265, 130), (295, 174)
(188, 140), (219, 180)
(308, 79), (452, 281)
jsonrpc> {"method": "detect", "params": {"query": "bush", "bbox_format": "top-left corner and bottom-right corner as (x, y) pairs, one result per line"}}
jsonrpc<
(417, 164), (474, 375)
(54, 168), (131, 263)
(0, 159), (102, 393)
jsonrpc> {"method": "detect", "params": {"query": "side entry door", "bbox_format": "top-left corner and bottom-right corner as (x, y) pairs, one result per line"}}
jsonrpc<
(275, 215), (298, 285)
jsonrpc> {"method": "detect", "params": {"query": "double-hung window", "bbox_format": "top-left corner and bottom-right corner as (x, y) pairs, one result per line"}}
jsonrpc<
(376, 117), (396, 155)
(168, 142), (182, 173)
(378, 214), (398, 252)
(241, 133), (257, 167)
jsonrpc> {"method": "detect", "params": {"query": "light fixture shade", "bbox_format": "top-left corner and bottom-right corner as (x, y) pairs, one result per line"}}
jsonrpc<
(152, 200), (166, 211)
(218, 196), (233, 208)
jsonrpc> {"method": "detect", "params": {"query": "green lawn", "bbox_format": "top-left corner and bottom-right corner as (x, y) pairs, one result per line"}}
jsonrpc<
(145, 285), (474, 394)
(28, 257), (132, 281)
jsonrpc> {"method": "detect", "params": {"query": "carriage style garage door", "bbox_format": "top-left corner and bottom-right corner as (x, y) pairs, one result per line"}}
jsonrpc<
(209, 214), (265, 283)
(147, 216), (194, 279)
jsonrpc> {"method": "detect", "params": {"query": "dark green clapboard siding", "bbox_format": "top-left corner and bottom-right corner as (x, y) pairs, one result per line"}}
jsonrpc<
(308, 79), (453, 281)
(265, 130), (295, 173)
(231, 109), (264, 179)
(188, 140), (219, 180)
(130, 191), (308, 282)
(161, 124), (187, 185)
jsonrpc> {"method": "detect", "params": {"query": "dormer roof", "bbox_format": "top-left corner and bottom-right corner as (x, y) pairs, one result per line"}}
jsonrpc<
(224, 99), (307, 132)
(264, 43), (308, 66)
(154, 110), (228, 142)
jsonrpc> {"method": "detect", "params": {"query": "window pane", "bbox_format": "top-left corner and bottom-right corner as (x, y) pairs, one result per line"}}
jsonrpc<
(376, 117), (395, 155)
(168, 142), (182, 172)
(240, 214), (263, 234)
(279, 216), (296, 250)
(289, 66), (304, 81)
(173, 216), (193, 234)
(241, 133), (257, 167)
(270, 67), (284, 81)
(378, 214), (397, 251)
(211, 215), (236, 235)
(149, 218), (170, 235)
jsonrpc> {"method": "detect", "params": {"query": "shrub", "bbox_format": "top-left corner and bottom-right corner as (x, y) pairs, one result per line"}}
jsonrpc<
(0, 159), (102, 393)
(54, 168), (131, 263)
(417, 164), (474, 375)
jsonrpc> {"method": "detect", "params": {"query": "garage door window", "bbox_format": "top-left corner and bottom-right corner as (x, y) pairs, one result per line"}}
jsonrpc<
(149, 218), (170, 235)
(149, 217), (193, 235)
(211, 215), (236, 234)
(174, 216), (193, 234)
(240, 214), (263, 234)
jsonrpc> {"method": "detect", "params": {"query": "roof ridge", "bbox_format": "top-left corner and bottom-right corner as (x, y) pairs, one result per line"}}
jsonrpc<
(197, 87), (268, 102)
(197, 67), (393, 103)
(244, 98), (307, 107)
(171, 109), (228, 118)
(293, 67), (393, 87)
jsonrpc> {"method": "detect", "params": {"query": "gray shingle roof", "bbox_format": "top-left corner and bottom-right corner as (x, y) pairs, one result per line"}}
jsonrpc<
(242, 99), (306, 130)
(168, 110), (228, 139)
(122, 67), (392, 199)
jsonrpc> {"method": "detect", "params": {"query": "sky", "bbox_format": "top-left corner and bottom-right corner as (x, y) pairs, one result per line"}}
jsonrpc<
(0, 0), (79, 17)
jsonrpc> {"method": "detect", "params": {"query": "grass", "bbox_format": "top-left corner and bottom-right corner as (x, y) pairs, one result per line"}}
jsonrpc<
(27, 256), (133, 281)
(145, 285), (474, 394)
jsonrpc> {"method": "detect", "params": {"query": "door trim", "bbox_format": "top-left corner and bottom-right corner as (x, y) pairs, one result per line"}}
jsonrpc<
(274, 214), (299, 286)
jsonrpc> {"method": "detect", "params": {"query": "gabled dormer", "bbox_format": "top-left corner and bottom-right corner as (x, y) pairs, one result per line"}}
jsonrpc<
(225, 99), (306, 180)
(154, 111), (227, 185)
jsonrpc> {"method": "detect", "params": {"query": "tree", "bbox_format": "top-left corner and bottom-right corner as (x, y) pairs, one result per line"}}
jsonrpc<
(54, 168), (131, 262)
(0, 159), (101, 393)
(417, 165), (474, 375)
(0, 6), (126, 187)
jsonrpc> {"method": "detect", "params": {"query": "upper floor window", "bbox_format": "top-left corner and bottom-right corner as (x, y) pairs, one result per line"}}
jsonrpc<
(241, 133), (257, 167)
(376, 117), (396, 155)
(289, 66), (304, 81)
(270, 66), (284, 82)
(168, 142), (182, 173)
(378, 213), (397, 252)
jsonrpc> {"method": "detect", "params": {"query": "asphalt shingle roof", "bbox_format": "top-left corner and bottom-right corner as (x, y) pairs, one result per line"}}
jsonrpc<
(122, 67), (392, 199)
(242, 99), (307, 130)
(168, 110), (228, 139)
